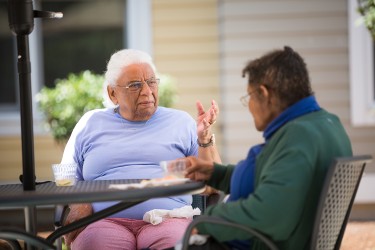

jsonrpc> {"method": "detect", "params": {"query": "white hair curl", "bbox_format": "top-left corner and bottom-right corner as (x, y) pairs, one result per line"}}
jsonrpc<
(102, 49), (157, 108)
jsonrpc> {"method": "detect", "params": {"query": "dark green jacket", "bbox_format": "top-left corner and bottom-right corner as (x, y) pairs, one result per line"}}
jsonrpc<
(197, 109), (352, 250)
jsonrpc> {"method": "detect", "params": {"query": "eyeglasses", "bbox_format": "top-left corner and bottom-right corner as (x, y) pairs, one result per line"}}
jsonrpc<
(240, 89), (258, 106)
(116, 78), (160, 92)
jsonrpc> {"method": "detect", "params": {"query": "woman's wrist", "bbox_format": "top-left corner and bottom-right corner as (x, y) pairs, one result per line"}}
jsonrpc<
(197, 134), (215, 147)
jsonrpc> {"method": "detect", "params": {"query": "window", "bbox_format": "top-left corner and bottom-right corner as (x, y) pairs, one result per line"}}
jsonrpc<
(0, 0), (128, 134)
(348, 0), (375, 126)
(0, 0), (153, 135)
(41, 0), (126, 88)
(0, 1), (18, 111)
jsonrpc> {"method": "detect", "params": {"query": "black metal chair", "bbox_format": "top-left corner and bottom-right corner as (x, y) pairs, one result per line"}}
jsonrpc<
(310, 155), (372, 249)
(0, 227), (55, 250)
(181, 155), (373, 250)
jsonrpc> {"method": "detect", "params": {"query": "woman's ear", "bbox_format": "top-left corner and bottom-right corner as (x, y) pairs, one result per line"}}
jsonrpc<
(107, 85), (118, 105)
(259, 85), (270, 100)
(259, 84), (282, 111)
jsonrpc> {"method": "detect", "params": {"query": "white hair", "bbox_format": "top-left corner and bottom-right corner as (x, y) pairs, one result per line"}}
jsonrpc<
(102, 49), (157, 108)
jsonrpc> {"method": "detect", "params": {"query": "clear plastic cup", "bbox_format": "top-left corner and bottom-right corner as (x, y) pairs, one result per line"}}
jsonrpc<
(52, 163), (78, 186)
(160, 159), (187, 178)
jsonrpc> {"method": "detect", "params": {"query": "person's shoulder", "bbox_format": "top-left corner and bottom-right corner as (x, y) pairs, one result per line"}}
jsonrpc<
(81, 108), (108, 118)
(295, 109), (340, 124)
(79, 108), (111, 123)
(155, 107), (195, 129)
(157, 106), (193, 120)
(283, 109), (344, 137)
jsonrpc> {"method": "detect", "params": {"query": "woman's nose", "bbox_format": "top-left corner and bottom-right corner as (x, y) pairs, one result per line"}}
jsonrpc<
(139, 81), (153, 95)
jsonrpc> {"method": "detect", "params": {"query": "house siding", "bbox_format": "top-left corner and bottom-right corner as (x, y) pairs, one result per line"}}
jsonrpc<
(152, 0), (223, 148)
(217, 0), (375, 167)
(0, 136), (62, 182)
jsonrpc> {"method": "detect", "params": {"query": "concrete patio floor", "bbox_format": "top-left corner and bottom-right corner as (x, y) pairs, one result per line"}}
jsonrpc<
(341, 221), (375, 250)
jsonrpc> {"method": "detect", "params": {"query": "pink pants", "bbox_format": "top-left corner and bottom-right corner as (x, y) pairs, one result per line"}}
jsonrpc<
(71, 217), (191, 250)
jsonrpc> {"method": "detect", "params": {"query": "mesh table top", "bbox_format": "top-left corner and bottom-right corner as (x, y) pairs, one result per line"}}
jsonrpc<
(0, 179), (205, 207)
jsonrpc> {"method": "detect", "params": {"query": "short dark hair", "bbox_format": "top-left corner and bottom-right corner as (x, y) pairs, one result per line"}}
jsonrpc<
(242, 46), (313, 107)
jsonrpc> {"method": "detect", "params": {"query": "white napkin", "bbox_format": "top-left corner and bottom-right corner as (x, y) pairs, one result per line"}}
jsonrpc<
(189, 234), (209, 245)
(108, 178), (189, 190)
(143, 205), (201, 225)
(108, 182), (147, 190)
(174, 234), (210, 250)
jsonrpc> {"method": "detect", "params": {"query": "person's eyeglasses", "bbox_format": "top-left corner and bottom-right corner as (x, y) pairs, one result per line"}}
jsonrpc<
(240, 89), (258, 107)
(116, 78), (160, 92)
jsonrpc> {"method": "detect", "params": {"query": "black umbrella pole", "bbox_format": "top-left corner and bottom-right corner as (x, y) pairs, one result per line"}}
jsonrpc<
(17, 34), (36, 191)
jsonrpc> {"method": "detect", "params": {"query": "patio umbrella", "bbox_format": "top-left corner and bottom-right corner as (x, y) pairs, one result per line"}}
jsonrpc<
(7, 0), (62, 191)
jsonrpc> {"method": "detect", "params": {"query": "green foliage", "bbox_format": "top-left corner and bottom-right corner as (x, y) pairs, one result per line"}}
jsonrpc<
(36, 71), (105, 143)
(36, 71), (177, 143)
(358, 0), (375, 39)
(158, 74), (177, 108)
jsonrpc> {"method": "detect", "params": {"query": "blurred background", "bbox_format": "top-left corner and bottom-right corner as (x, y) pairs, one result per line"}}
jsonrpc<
(0, 0), (374, 221)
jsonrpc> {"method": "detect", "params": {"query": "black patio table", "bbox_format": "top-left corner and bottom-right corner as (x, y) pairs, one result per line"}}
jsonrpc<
(0, 179), (205, 248)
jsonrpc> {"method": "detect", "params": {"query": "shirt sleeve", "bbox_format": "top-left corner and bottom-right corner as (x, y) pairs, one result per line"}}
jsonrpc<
(61, 111), (96, 180)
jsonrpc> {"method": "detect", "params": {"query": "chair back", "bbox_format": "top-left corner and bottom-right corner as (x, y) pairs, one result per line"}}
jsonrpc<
(192, 194), (207, 213)
(310, 155), (373, 250)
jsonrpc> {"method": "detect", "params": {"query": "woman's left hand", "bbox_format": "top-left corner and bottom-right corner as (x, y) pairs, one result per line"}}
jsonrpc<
(196, 100), (219, 143)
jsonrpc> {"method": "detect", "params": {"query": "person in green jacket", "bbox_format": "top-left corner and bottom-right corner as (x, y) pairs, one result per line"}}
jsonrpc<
(183, 46), (353, 250)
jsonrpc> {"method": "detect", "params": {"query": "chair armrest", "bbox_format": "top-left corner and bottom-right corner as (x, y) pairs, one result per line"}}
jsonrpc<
(0, 228), (55, 250)
(54, 205), (70, 227)
(206, 191), (226, 207)
(181, 215), (279, 250)
(192, 194), (207, 213)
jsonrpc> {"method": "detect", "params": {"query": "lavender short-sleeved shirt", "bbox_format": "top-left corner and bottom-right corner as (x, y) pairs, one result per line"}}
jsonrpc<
(62, 107), (198, 219)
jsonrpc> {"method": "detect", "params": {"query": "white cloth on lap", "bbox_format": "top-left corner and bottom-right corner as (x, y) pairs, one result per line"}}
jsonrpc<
(143, 205), (201, 225)
(174, 234), (210, 250)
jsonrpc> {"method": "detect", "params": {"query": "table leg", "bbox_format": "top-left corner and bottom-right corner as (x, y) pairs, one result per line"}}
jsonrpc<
(24, 206), (37, 250)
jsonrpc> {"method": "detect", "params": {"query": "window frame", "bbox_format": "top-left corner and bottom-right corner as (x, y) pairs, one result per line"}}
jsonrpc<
(0, 19), (44, 135)
(348, 0), (375, 126)
(0, 0), (152, 136)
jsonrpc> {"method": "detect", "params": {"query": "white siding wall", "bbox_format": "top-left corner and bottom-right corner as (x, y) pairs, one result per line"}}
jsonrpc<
(152, 0), (222, 145)
(218, 0), (375, 162)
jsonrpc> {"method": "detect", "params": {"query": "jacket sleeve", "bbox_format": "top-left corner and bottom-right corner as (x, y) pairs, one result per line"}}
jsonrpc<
(206, 163), (235, 194)
(196, 125), (318, 242)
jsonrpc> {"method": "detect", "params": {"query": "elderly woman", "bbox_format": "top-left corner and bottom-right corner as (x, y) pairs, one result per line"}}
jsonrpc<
(182, 46), (352, 250)
(61, 49), (220, 250)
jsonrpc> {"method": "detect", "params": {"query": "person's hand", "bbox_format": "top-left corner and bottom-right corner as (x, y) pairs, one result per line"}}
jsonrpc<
(184, 156), (214, 181)
(63, 203), (93, 246)
(200, 185), (219, 195)
(191, 228), (199, 235)
(196, 100), (219, 143)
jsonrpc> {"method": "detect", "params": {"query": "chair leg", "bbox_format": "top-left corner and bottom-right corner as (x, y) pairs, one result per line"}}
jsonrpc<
(55, 235), (62, 250)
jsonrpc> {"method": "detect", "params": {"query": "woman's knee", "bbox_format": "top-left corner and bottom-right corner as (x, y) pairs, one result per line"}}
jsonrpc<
(71, 219), (136, 250)
(138, 218), (191, 249)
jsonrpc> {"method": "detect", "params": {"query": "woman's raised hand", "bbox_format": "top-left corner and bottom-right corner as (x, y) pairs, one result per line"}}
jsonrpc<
(196, 100), (219, 143)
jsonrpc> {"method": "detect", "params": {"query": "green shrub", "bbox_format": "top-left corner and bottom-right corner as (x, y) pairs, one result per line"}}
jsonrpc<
(358, 0), (375, 39)
(158, 74), (177, 108)
(36, 71), (105, 143)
